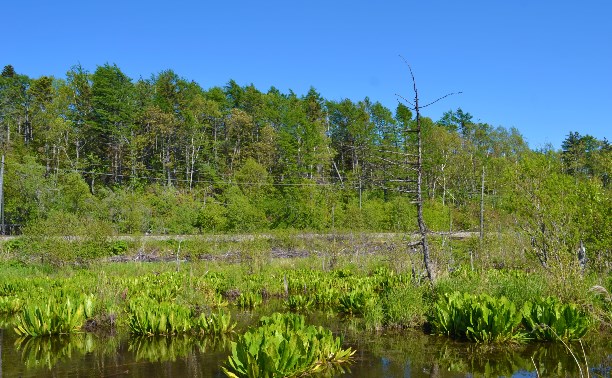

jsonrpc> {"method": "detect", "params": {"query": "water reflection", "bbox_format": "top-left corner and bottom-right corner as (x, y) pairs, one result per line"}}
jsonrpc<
(129, 334), (231, 363)
(16, 334), (96, 370)
(1, 324), (611, 377)
(344, 329), (612, 378)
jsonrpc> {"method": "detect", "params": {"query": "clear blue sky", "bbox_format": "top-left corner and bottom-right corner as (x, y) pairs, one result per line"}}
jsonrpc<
(3, 0), (611, 149)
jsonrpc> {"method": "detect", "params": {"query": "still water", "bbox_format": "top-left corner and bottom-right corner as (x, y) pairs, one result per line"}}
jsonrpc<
(2, 312), (612, 377)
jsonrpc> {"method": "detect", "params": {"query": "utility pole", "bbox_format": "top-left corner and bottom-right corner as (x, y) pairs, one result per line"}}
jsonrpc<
(0, 154), (4, 235)
(480, 166), (485, 241)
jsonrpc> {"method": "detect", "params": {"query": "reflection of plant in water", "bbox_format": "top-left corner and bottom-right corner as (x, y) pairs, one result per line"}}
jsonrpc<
(129, 334), (232, 362)
(530, 342), (590, 377)
(436, 343), (531, 377)
(130, 334), (198, 362)
(16, 333), (96, 370)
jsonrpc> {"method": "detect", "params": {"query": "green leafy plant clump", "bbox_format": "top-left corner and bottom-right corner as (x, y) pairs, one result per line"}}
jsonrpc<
(236, 291), (263, 309)
(284, 294), (314, 312)
(127, 298), (192, 336)
(222, 312), (354, 378)
(430, 291), (594, 344)
(15, 294), (94, 337)
(0, 295), (23, 314)
(430, 292), (525, 343)
(194, 310), (236, 336)
(522, 297), (591, 341)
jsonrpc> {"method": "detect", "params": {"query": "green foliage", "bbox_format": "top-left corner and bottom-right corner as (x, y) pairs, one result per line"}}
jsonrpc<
(222, 313), (354, 378)
(313, 287), (339, 309)
(522, 297), (591, 341)
(14, 294), (94, 337)
(109, 240), (129, 255)
(225, 186), (268, 232)
(127, 298), (192, 336)
(22, 210), (114, 263)
(381, 285), (427, 328)
(430, 292), (525, 343)
(236, 291), (263, 309)
(0, 295), (23, 313)
(194, 310), (236, 336)
(284, 294), (314, 312)
(2, 237), (25, 253)
(338, 290), (375, 316)
(194, 200), (228, 233)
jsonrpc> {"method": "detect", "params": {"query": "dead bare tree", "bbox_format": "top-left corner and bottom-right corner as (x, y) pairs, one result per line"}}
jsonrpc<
(397, 58), (461, 282)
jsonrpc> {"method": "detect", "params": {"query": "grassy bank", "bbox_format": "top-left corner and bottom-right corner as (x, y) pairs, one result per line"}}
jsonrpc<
(1, 233), (610, 336)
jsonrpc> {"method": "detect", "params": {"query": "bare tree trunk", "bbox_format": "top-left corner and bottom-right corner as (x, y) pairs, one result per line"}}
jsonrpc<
(400, 60), (460, 282)
(415, 101), (435, 282)
(408, 67), (435, 283)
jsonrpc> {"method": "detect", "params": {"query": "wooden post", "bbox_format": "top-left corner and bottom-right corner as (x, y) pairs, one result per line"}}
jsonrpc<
(480, 166), (485, 241)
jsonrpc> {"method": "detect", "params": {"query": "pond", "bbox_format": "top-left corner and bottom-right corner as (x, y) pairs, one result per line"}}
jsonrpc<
(2, 310), (612, 377)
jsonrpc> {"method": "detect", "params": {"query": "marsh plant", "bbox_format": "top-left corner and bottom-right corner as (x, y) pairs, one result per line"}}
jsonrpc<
(430, 292), (525, 343)
(522, 297), (591, 341)
(127, 298), (192, 336)
(15, 294), (94, 337)
(236, 291), (263, 309)
(337, 290), (375, 316)
(284, 294), (314, 312)
(194, 310), (236, 336)
(0, 295), (22, 313)
(222, 312), (354, 378)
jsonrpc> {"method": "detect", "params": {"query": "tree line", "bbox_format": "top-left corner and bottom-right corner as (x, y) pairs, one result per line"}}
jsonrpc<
(0, 63), (610, 269)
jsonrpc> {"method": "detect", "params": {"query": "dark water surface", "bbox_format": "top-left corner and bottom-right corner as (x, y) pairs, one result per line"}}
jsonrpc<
(2, 313), (612, 378)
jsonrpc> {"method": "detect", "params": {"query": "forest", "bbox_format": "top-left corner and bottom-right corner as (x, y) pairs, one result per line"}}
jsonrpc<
(0, 62), (610, 271)
(2, 62), (612, 376)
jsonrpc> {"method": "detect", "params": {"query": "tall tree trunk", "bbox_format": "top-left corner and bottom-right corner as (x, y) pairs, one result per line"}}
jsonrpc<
(415, 99), (435, 282)
(401, 60), (459, 282)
